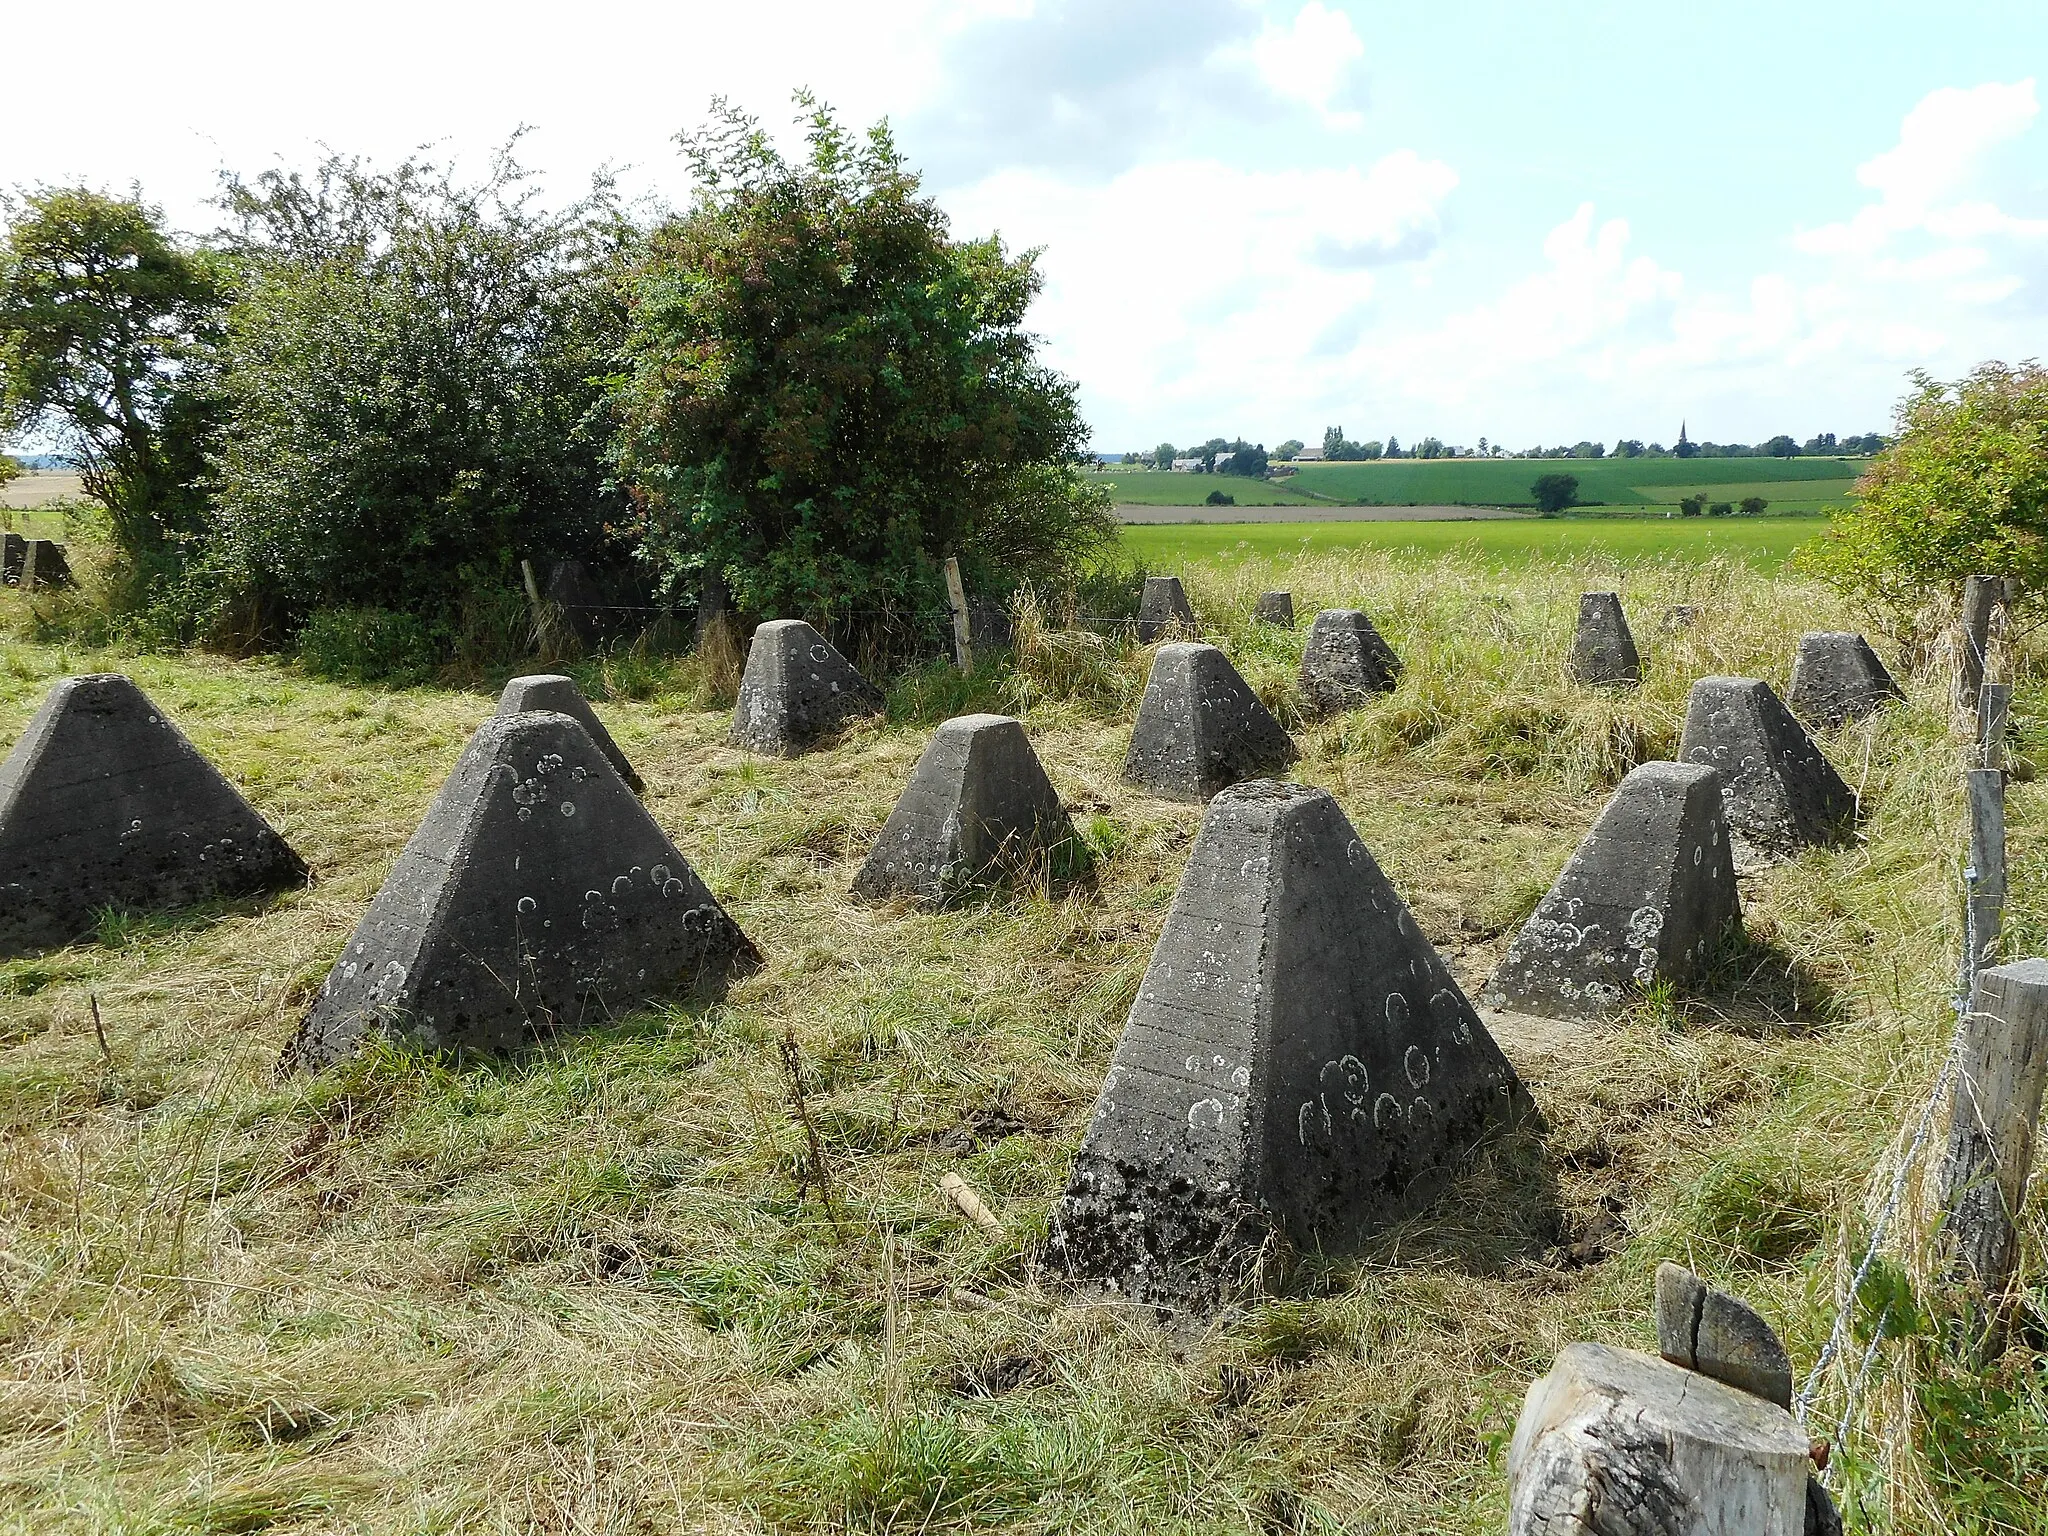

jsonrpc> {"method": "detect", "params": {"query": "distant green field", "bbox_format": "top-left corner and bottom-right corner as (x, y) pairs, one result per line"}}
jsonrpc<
(1120, 514), (1829, 570)
(1096, 455), (1865, 511)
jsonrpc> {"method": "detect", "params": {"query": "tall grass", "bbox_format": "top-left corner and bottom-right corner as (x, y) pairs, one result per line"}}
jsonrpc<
(0, 547), (2039, 1533)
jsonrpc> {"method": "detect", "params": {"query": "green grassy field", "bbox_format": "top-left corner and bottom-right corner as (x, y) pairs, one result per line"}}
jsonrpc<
(1121, 514), (1830, 570)
(1, 548), (2042, 1534)
(1097, 457), (1865, 512)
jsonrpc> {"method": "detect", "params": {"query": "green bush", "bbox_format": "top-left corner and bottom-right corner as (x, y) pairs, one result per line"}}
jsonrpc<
(296, 606), (444, 685)
(610, 95), (1101, 657)
(1801, 361), (2048, 626)
(195, 148), (630, 645)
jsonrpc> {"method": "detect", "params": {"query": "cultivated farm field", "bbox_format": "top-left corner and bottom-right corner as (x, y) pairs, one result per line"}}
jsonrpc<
(0, 549), (2042, 1533)
(1122, 514), (1831, 570)
(1099, 457), (1865, 513)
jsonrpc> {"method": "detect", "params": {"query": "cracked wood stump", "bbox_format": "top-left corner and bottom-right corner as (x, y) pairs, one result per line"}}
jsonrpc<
(1507, 1343), (1810, 1535)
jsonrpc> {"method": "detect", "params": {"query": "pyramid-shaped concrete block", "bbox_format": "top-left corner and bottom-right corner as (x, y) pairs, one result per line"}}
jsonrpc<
(1135, 576), (1197, 641)
(1485, 761), (1741, 1021)
(21, 540), (72, 589)
(1253, 591), (1295, 628)
(1678, 677), (1855, 857)
(1051, 781), (1527, 1312)
(852, 714), (1078, 904)
(496, 674), (643, 794)
(1568, 592), (1641, 687)
(1, 531), (24, 585)
(282, 710), (758, 1071)
(730, 619), (884, 757)
(1123, 643), (1295, 801)
(0, 674), (306, 956)
(1788, 632), (1904, 727)
(1299, 608), (1402, 715)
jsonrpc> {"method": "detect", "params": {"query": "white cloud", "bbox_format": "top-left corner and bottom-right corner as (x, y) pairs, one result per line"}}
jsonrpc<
(1798, 79), (2048, 256)
(942, 149), (1457, 444)
(1250, 3), (1368, 128)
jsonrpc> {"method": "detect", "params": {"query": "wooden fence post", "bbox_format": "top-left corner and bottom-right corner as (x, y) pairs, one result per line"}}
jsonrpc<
(1957, 573), (1999, 721)
(1934, 958), (2048, 1346)
(1966, 768), (2007, 976)
(1978, 682), (2012, 772)
(943, 556), (972, 675)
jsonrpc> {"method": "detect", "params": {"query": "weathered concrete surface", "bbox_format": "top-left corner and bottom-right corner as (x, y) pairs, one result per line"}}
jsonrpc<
(0, 674), (307, 957)
(21, 540), (71, 589)
(1299, 608), (1402, 715)
(1569, 591), (1642, 687)
(852, 714), (1077, 904)
(730, 619), (885, 757)
(1678, 677), (1855, 858)
(1788, 631), (1905, 727)
(1485, 762), (1742, 1021)
(496, 674), (644, 793)
(1508, 1343), (1811, 1536)
(1655, 1262), (1795, 1409)
(1052, 781), (1527, 1312)
(1253, 591), (1295, 628)
(1123, 643), (1295, 801)
(1135, 575), (1197, 641)
(282, 710), (757, 1071)
(1, 531), (23, 585)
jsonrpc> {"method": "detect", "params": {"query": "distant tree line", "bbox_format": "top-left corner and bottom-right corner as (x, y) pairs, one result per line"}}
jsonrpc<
(0, 99), (1112, 669)
(1113, 427), (1892, 465)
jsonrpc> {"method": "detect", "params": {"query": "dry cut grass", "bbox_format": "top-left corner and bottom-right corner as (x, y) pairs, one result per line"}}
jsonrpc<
(0, 550), (2042, 1534)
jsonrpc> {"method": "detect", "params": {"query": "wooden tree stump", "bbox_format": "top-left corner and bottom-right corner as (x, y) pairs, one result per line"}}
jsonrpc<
(1508, 1343), (1811, 1535)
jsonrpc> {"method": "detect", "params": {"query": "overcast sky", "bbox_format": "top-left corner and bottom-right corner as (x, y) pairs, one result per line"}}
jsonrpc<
(7, 0), (2048, 452)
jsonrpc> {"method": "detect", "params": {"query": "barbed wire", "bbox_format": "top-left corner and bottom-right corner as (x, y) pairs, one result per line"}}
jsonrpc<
(1793, 807), (1990, 1479)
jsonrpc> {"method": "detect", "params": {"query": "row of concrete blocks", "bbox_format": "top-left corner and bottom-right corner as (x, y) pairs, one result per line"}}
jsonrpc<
(0, 654), (1879, 1315)
(1139, 573), (1905, 724)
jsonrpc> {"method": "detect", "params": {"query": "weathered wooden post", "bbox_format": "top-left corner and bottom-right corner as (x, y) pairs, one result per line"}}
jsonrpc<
(1933, 958), (2048, 1351)
(943, 556), (972, 674)
(1508, 1344), (1812, 1534)
(1978, 681), (2012, 772)
(1956, 573), (2000, 721)
(1966, 768), (2007, 976)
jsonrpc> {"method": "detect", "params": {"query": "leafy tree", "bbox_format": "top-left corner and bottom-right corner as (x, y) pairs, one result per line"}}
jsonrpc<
(0, 187), (222, 567)
(0, 454), (17, 490)
(1531, 472), (1579, 515)
(1678, 493), (1707, 517)
(1359, 440), (1383, 459)
(612, 96), (1107, 645)
(1569, 440), (1605, 459)
(1218, 442), (1268, 477)
(1415, 435), (1446, 459)
(1613, 439), (1644, 458)
(1154, 441), (1177, 469)
(1275, 438), (1303, 461)
(1801, 362), (2048, 622)
(193, 147), (631, 643)
(1805, 432), (1838, 454)
(1761, 434), (1801, 458)
(1204, 488), (1234, 506)
(1707, 500), (1733, 517)
(1739, 496), (1769, 516)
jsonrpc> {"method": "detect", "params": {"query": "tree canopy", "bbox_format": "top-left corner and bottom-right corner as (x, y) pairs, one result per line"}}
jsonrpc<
(1802, 361), (2048, 623)
(610, 95), (1107, 644)
(1531, 472), (1580, 515)
(193, 146), (631, 640)
(0, 186), (221, 564)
